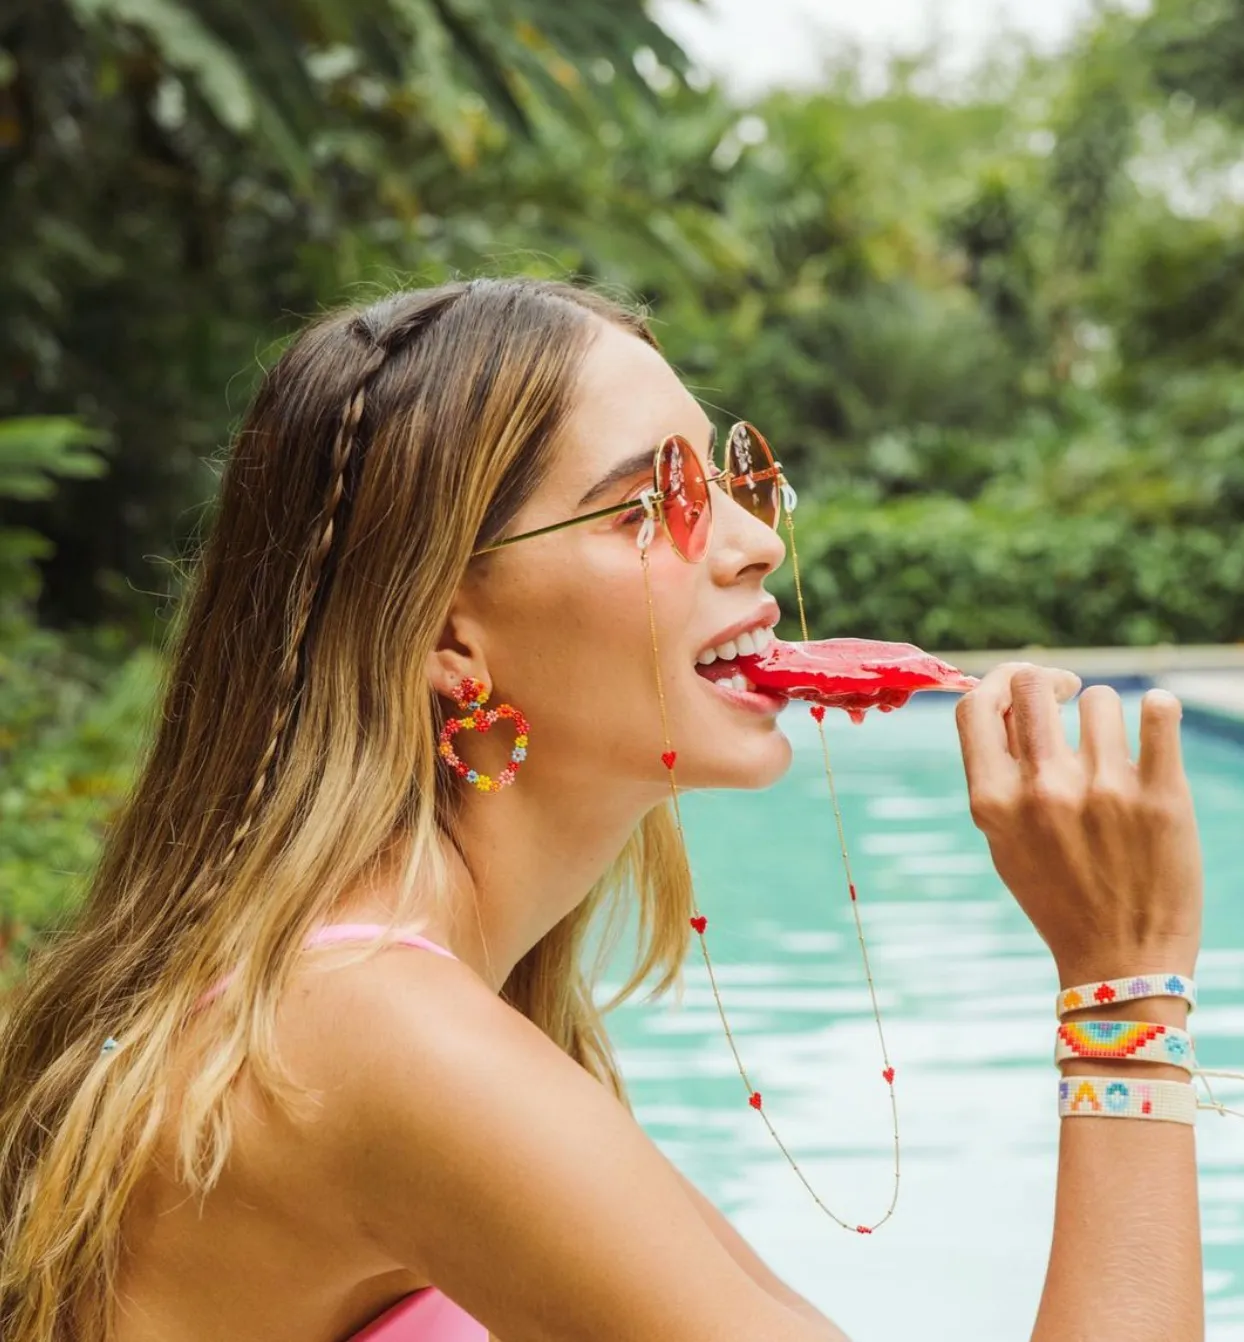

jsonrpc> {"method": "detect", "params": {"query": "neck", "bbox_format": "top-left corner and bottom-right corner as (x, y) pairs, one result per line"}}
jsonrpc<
(340, 771), (659, 993)
(445, 773), (653, 991)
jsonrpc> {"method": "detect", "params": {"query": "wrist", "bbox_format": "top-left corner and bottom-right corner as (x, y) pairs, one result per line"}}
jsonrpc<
(1060, 996), (1190, 1029)
(1058, 1058), (1192, 1085)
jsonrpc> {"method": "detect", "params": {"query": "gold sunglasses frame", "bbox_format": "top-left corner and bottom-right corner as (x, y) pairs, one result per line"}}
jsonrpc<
(473, 421), (789, 561)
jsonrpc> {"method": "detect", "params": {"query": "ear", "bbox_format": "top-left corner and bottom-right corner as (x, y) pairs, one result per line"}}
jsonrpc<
(426, 608), (490, 704)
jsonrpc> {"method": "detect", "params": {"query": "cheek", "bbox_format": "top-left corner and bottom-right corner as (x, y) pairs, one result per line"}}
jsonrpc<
(488, 545), (697, 765)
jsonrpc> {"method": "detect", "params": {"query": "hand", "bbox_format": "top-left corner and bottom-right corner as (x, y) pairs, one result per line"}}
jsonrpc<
(955, 663), (1203, 985)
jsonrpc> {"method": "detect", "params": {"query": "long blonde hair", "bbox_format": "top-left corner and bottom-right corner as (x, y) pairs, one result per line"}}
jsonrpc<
(0, 278), (694, 1341)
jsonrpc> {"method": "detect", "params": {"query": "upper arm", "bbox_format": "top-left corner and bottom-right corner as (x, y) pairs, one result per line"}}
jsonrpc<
(281, 950), (828, 1342)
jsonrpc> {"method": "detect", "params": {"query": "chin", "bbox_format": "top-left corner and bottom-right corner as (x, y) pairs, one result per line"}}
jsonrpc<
(687, 730), (792, 792)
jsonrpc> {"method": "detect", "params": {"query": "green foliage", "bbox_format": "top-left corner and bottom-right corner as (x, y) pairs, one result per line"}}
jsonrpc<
(0, 0), (709, 634)
(776, 487), (1244, 652)
(1142, 0), (1244, 125)
(0, 415), (147, 979)
(60, 0), (691, 177)
(3, 0), (1244, 956)
(0, 418), (111, 637)
(0, 626), (158, 986)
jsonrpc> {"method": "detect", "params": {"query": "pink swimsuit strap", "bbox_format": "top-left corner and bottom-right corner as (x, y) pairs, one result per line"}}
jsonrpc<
(194, 922), (458, 1012)
(348, 1284), (486, 1341)
(198, 921), (486, 1340)
(302, 922), (460, 958)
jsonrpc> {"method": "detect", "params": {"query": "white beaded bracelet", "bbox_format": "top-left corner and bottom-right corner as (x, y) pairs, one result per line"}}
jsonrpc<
(1059, 1075), (1196, 1125)
(1056, 1020), (1196, 1073)
(1056, 973), (1196, 1018)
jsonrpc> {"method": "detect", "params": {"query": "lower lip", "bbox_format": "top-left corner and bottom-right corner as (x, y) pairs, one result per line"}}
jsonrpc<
(697, 673), (788, 716)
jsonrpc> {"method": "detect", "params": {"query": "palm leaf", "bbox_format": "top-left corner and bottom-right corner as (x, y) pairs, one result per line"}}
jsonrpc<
(66, 0), (698, 180)
(0, 419), (111, 503)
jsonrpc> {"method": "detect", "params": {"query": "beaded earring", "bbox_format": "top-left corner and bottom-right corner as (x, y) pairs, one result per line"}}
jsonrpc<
(637, 481), (902, 1237)
(437, 677), (530, 794)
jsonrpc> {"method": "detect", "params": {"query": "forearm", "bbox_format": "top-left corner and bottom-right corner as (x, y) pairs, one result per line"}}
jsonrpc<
(787, 1298), (851, 1341)
(1031, 996), (1202, 1342)
(671, 1165), (850, 1340)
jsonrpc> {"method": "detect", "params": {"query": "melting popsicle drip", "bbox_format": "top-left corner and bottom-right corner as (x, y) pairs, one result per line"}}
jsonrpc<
(739, 637), (979, 723)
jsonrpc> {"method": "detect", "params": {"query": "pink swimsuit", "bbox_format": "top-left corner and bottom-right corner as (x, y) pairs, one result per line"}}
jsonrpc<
(201, 922), (488, 1342)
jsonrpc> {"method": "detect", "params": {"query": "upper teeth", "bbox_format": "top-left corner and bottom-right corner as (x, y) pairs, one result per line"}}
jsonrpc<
(696, 624), (774, 665)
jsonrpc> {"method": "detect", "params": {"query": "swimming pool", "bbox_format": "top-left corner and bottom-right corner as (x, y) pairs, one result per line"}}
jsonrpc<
(603, 693), (1244, 1341)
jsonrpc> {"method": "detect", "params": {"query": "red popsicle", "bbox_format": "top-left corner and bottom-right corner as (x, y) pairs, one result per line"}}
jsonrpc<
(739, 638), (979, 724)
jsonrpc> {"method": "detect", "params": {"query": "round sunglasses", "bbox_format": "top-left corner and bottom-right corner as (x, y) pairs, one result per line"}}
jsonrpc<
(474, 421), (795, 562)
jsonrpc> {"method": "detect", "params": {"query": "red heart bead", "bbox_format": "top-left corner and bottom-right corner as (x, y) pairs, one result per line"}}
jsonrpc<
(883, 1067), (895, 1084)
(810, 705), (826, 723)
(1093, 983), (1117, 1004)
(748, 1092), (763, 1110)
(690, 915), (707, 934)
(661, 750), (677, 769)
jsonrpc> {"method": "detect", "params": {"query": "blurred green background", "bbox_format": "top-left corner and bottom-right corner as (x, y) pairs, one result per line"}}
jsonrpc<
(2, 0), (1243, 976)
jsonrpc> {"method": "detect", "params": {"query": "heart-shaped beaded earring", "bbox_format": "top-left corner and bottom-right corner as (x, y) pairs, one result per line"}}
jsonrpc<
(437, 677), (530, 794)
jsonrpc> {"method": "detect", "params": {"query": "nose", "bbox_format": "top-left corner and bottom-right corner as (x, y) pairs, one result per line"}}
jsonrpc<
(707, 485), (786, 584)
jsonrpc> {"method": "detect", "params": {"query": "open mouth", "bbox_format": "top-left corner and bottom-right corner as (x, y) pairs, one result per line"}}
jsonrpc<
(693, 623), (785, 702)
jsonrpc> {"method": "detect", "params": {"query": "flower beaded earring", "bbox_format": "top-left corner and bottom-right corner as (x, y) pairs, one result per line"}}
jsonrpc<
(438, 677), (530, 794)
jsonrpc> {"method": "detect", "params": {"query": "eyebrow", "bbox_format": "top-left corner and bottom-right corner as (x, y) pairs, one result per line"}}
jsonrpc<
(576, 424), (718, 509)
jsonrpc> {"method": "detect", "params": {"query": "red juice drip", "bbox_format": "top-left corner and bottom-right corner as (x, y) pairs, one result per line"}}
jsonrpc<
(740, 637), (978, 721)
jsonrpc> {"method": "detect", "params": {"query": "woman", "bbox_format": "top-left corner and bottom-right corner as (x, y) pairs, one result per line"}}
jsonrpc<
(0, 278), (1203, 1342)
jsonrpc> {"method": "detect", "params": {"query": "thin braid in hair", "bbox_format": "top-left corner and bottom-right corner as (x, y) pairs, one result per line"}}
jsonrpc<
(211, 341), (393, 897)
(99, 291), (471, 1058)
(202, 282), (474, 913)
(39, 335), (401, 1338)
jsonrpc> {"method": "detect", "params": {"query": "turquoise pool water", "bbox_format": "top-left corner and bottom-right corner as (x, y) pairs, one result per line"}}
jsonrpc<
(603, 694), (1244, 1341)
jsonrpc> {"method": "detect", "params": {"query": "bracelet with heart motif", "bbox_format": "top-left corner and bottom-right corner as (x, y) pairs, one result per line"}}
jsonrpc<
(1059, 1075), (1197, 1124)
(1056, 1019), (1195, 1072)
(1056, 972), (1196, 1018)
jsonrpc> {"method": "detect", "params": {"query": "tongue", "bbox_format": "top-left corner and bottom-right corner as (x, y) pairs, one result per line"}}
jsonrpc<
(737, 638), (979, 724)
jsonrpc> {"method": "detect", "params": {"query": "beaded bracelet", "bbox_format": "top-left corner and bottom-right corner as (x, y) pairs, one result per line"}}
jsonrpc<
(1056, 1020), (1195, 1072)
(1059, 1076), (1196, 1125)
(1056, 973), (1196, 1018)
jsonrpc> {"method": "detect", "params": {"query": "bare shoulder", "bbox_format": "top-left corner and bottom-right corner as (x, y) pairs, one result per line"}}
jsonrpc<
(265, 944), (829, 1342)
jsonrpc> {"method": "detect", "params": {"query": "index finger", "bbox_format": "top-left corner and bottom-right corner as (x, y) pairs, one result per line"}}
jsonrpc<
(956, 662), (1081, 792)
(1009, 665), (1081, 774)
(955, 661), (1035, 793)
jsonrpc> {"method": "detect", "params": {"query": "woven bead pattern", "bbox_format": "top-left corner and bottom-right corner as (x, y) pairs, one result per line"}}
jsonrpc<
(1056, 1019), (1196, 1072)
(1058, 1075), (1196, 1125)
(1056, 973), (1196, 1018)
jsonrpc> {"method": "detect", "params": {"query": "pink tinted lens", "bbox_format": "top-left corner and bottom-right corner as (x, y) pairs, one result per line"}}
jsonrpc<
(726, 423), (780, 528)
(656, 435), (712, 562)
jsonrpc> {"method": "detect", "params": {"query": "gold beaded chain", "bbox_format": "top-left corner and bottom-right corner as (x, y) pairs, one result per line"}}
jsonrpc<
(638, 492), (901, 1235)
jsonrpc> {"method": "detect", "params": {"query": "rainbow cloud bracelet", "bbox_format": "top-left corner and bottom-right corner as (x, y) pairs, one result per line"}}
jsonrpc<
(1056, 1019), (1195, 1073)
